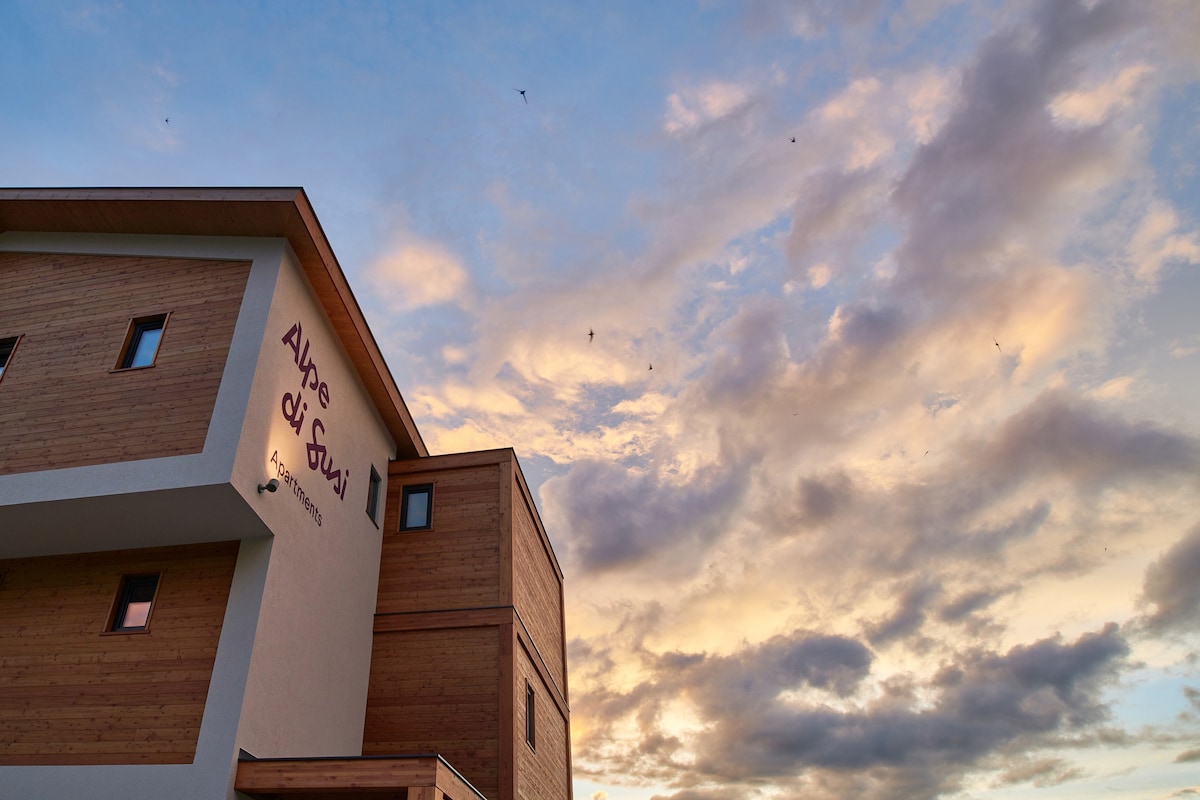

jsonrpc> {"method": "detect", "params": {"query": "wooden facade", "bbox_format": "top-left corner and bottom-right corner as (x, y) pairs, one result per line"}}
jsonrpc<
(364, 450), (572, 800)
(0, 189), (572, 800)
(0, 541), (240, 765)
(0, 252), (250, 476)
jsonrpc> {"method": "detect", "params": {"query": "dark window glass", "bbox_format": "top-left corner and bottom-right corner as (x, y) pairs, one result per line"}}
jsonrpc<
(0, 336), (19, 380)
(119, 315), (167, 369)
(366, 466), (382, 523)
(400, 484), (433, 531)
(111, 574), (160, 631)
(525, 683), (536, 748)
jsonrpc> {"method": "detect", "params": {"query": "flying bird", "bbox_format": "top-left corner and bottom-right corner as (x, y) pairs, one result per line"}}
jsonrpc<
(515, 89), (527, 103)
(588, 328), (594, 342)
(993, 337), (1001, 352)
(790, 136), (796, 143)
(648, 363), (653, 370)
(164, 117), (170, 125)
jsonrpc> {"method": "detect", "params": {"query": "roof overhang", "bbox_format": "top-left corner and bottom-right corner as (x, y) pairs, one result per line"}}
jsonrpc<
(0, 187), (427, 459)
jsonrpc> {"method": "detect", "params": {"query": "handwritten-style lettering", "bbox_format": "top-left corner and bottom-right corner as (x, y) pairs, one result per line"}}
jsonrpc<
(278, 321), (350, 505)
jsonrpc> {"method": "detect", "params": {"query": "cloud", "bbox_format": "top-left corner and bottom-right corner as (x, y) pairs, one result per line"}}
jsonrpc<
(663, 81), (754, 137)
(1127, 201), (1200, 284)
(365, 235), (475, 311)
(786, 167), (886, 268)
(739, 0), (886, 39)
(996, 757), (1084, 787)
(980, 390), (1198, 491)
(892, 0), (1141, 299)
(551, 458), (750, 577)
(1050, 63), (1152, 126)
(578, 625), (1129, 799)
(1139, 523), (1200, 634)
(863, 580), (941, 647)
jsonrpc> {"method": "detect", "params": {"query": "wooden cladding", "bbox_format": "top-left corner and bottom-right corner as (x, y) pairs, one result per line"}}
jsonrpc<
(0, 251), (251, 475)
(374, 450), (571, 800)
(512, 481), (567, 692)
(378, 460), (504, 614)
(363, 627), (502, 800)
(516, 645), (572, 800)
(0, 541), (240, 765)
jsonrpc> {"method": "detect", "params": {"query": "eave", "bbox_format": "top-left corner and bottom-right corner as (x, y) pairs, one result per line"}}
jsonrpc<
(0, 187), (427, 459)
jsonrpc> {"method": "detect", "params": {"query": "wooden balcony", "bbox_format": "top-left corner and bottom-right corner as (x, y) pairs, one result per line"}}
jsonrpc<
(234, 753), (486, 800)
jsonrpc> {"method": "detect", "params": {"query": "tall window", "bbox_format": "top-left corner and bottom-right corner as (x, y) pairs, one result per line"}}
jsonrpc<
(400, 483), (433, 531)
(525, 682), (537, 749)
(108, 574), (161, 632)
(117, 314), (168, 369)
(0, 335), (19, 381)
(366, 466), (383, 524)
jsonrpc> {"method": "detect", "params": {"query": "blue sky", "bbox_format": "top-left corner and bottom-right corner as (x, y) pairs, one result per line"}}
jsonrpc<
(4, 2), (1200, 798)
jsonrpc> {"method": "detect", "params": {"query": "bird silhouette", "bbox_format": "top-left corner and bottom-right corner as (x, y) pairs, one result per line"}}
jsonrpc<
(790, 136), (796, 143)
(993, 337), (1001, 352)
(588, 328), (594, 342)
(164, 117), (170, 125)
(648, 363), (653, 370)
(515, 89), (527, 103)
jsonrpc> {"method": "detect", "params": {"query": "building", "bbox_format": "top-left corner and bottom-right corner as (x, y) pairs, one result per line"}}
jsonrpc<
(0, 188), (573, 800)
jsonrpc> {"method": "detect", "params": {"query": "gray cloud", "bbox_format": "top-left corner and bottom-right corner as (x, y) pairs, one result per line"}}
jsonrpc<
(937, 586), (1013, 624)
(893, 0), (1141, 299)
(697, 298), (791, 413)
(583, 624), (1130, 799)
(982, 391), (1197, 490)
(853, 391), (1193, 574)
(555, 459), (751, 576)
(1176, 748), (1200, 763)
(1139, 523), (1200, 633)
(864, 580), (942, 647)
(786, 166), (886, 268)
(794, 470), (855, 527)
(997, 757), (1084, 787)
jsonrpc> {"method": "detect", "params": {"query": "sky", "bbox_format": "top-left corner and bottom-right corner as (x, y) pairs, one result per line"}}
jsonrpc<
(3, 1), (1200, 798)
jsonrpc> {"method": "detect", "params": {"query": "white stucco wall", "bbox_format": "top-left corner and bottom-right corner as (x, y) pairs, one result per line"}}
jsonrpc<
(231, 244), (394, 758)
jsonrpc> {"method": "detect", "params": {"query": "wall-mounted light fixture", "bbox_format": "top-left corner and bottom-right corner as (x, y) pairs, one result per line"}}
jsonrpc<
(258, 478), (280, 494)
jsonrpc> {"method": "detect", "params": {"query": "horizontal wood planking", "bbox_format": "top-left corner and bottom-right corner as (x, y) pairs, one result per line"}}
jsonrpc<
(0, 541), (239, 765)
(516, 644), (572, 800)
(512, 480), (566, 692)
(363, 627), (501, 800)
(0, 252), (250, 475)
(235, 754), (485, 800)
(377, 462), (503, 615)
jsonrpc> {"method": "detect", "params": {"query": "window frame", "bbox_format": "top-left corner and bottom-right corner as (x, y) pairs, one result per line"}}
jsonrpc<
(115, 313), (170, 371)
(104, 573), (162, 634)
(366, 466), (383, 526)
(0, 334), (22, 384)
(399, 483), (434, 531)
(525, 681), (537, 750)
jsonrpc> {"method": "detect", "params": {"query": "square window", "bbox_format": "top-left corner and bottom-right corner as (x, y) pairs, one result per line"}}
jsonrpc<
(117, 314), (169, 370)
(0, 335), (20, 381)
(366, 466), (383, 524)
(525, 682), (537, 749)
(109, 574), (160, 632)
(400, 484), (433, 531)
